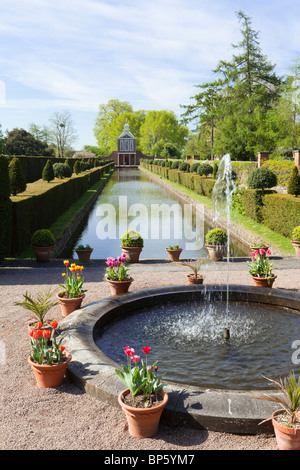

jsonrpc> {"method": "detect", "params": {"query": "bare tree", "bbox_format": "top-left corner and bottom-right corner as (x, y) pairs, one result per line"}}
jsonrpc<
(49, 110), (78, 157)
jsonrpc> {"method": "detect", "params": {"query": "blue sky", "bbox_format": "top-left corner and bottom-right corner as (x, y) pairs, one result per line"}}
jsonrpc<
(0, 0), (300, 150)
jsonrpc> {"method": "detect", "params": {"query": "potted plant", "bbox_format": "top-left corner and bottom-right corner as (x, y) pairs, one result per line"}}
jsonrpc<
(115, 346), (168, 439)
(291, 226), (300, 257)
(205, 228), (227, 261)
(57, 260), (87, 316)
(177, 258), (210, 285)
(165, 243), (183, 262)
(104, 253), (133, 295)
(251, 372), (300, 450)
(75, 243), (94, 262)
(14, 287), (59, 333)
(250, 241), (269, 255)
(28, 323), (71, 388)
(247, 249), (276, 287)
(31, 229), (55, 262)
(120, 230), (144, 263)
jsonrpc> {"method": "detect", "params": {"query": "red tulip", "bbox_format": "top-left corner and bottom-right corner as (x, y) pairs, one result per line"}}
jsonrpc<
(131, 355), (140, 364)
(58, 345), (65, 352)
(124, 346), (134, 357)
(142, 346), (151, 355)
(43, 330), (51, 339)
(50, 320), (58, 329)
(36, 321), (42, 329)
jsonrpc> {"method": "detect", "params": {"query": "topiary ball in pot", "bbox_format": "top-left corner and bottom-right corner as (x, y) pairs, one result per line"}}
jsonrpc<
(120, 230), (144, 263)
(205, 228), (227, 261)
(31, 229), (55, 262)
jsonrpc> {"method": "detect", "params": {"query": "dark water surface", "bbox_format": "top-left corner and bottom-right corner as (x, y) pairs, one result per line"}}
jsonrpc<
(65, 169), (247, 259)
(95, 299), (300, 390)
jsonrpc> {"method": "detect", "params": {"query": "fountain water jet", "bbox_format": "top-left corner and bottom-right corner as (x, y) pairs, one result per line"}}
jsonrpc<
(211, 154), (237, 338)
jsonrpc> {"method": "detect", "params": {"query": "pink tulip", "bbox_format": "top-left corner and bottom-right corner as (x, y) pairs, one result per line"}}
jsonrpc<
(131, 355), (140, 364)
(124, 346), (134, 357)
(259, 249), (265, 255)
(266, 250), (271, 255)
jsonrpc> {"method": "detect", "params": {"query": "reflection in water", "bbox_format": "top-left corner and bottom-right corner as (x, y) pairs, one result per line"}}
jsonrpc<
(66, 169), (247, 259)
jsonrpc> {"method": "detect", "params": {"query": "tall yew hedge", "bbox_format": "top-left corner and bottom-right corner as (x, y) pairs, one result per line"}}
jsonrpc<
(0, 157), (12, 260)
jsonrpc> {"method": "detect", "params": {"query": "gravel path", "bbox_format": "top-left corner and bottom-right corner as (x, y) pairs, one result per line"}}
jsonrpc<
(1, 257), (299, 451)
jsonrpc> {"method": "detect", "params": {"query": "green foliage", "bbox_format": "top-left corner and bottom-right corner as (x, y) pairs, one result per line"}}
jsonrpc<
(212, 161), (219, 179)
(31, 229), (55, 247)
(292, 226), (300, 241)
(5, 128), (53, 156)
(74, 160), (81, 174)
(262, 160), (294, 186)
(178, 161), (189, 172)
(262, 194), (300, 237)
(287, 166), (300, 196)
(190, 162), (200, 173)
(171, 160), (180, 169)
(42, 159), (54, 183)
(197, 162), (213, 177)
(14, 287), (59, 323)
(8, 157), (27, 195)
(53, 162), (72, 179)
(247, 167), (277, 191)
(0, 157), (12, 260)
(205, 228), (227, 245)
(120, 230), (144, 247)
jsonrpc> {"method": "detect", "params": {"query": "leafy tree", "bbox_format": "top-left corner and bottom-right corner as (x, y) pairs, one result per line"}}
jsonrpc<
(42, 159), (55, 183)
(49, 111), (78, 158)
(139, 110), (188, 156)
(73, 160), (81, 174)
(8, 157), (27, 195)
(287, 166), (300, 197)
(5, 128), (53, 156)
(0, 124), (5, 154)
(93, 100), (134, 152)
(247, 167), (277, 191)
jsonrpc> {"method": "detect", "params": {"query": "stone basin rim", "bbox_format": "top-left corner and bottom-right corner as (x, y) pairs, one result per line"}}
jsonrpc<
(58, 284), (300, 435)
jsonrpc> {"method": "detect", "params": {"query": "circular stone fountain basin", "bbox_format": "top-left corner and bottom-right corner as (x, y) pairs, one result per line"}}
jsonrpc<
(58, 285), (300, 435)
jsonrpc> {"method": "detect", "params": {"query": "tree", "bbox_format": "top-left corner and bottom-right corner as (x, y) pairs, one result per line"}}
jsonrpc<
(287, 166), (300, 197)
(28, 123), (52, 144)
(49, 111), (78, 158)
(0, 124), (5, 153)
(139, 110), (188, 156)
(8, 157), (27, 195)
(93, 100), (134, 152)
(247, 167), (277, 191)
(5, 128), (53, 156)
(42, 159), (55, 183)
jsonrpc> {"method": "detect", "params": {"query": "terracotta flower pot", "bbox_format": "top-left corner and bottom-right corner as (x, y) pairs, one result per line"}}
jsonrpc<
(186, 274), (204, 285)
(251, 275), (277, 288)
(57, 292), (85, 317)
(272, 409), (300, 450)
(106, 278), (133, 296)
(291, 240), (300, 257)
(28, 353), (71, 388)
(120, 246), (143, 263)
(32, 245), (54, 262)
(166, 248), (183, 262)
(205, 244), (226, 261)
(118, 388), (168, 438)
(75, 248), (93, 262)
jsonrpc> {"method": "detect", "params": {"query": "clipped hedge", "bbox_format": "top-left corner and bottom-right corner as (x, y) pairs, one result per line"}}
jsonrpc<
(261, 193), (300, 238)
(10, 163), (113, 255)
(0, 155), (111, 184)
(261, 160), (295, 186)
(0, 157), (12, 260)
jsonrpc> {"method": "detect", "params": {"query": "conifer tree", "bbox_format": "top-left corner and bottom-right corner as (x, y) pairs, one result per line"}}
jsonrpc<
(8, 157), (26, 195)
(42, 159), (55, 182)
(287, 165), (300, 197)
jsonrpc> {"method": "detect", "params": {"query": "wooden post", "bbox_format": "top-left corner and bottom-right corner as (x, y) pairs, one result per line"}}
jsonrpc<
(293, 150), (300, 167)
(257, 152), (270, 168)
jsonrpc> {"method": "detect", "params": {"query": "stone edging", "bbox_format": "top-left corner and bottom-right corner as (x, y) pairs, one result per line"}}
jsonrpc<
(57, 284), (300, 434)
